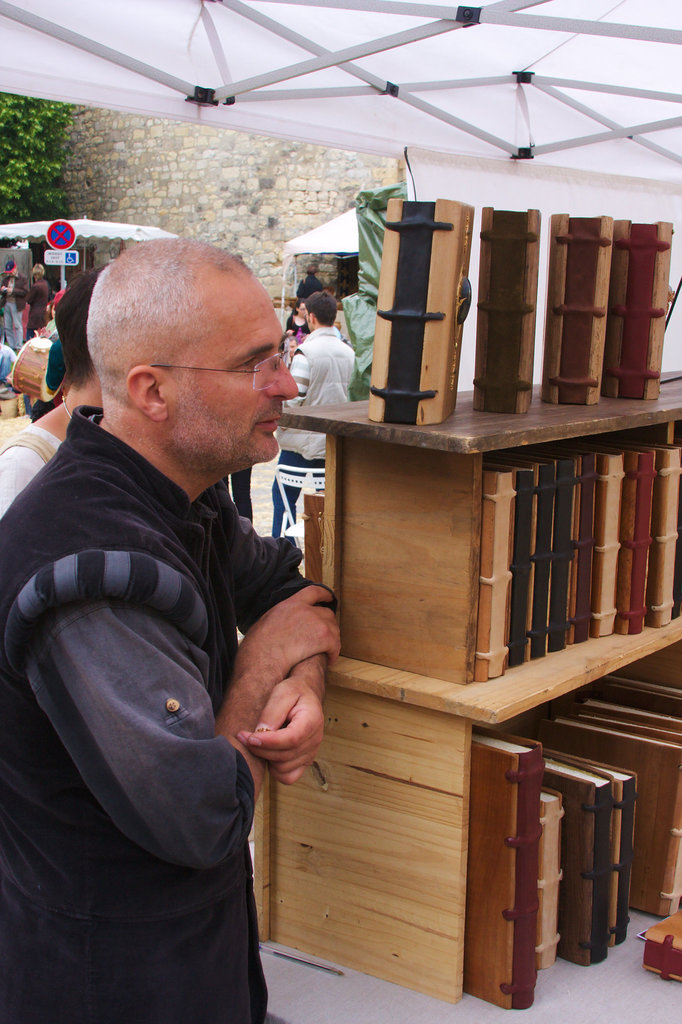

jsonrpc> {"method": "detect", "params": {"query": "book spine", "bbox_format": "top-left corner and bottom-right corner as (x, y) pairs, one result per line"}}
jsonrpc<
(643, 933), (682, 981)
(500, 747), (544, 1009)
(536, 795), (564, 970)
(507, 469), (536, 667)
(569, 452), (597, 643)
(602, 221), (673, 400)
(580, 781), (614, 963)
(473, 208), (540, 414)
(645, 448), (682, 627)
(475, 469), (516, 681)
(547, 459), (576, 652)
(611, 777), (637, 945)
(529, 462), (556, 658)
(590, 453), (624, 637)
(615, 451), (656, 635)
(542, 215), (614, 405)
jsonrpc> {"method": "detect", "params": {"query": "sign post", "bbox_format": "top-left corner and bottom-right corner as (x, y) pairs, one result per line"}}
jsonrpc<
(45, 220), (78, 287)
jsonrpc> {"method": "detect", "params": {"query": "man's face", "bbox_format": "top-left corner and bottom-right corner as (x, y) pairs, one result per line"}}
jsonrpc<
(167, 268), (297, 488)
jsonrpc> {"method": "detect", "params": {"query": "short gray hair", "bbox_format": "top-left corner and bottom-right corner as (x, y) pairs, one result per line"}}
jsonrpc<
(87, 239), (251, 401)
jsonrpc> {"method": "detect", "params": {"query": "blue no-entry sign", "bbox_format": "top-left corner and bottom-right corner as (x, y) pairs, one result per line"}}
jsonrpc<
(46, 220), (76, 250)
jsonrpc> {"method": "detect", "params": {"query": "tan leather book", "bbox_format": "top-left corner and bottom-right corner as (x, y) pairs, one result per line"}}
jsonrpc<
(589, 449), (624, 637)
(535, 789), (564, 970)
(541, 756), (613, 966)
(538, 716), (682, 917)
(541, 214), (614, 406)
(474, 467), (516, 681)
(369, 197), (474, 426)
(464, 733), (543, 1009)
(645, 445), (682, 626)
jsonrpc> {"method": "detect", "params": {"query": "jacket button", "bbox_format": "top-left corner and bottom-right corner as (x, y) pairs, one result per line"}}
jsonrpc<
(166, 698), (180, 713)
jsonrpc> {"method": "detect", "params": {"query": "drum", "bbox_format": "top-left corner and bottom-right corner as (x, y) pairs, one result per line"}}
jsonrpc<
(10, 338), (60, 402)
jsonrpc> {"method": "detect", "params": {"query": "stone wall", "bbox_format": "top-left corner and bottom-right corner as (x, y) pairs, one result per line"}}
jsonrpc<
(61, 107), (402, 297)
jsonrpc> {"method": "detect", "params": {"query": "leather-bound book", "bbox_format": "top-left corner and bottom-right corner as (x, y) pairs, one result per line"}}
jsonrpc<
(368, 198), (473, 425)
(589, 449), (624, 637)
(602, 221), (673, 400)
(672, 434), (682, 619)
(473, 208), (541, 414)
(541, 214), (614, 405)
(567, 451), (597, 643)
(614, 447), (656, 635)
(464, 732), (544, 1009)
(538, 716), (682, 917)
(645, 444), (682, 627)
(643, 910), (682, 981)
(487, 459), (537, 667)
(529, 461), (556, 659)
(547, 457), (577, 653)
(541, 755), (613, 966)
(535, 789), (564, 970)
(474, 466), (516, 681)
(591, 675), (682, 717)
(543, 745), (636, 947)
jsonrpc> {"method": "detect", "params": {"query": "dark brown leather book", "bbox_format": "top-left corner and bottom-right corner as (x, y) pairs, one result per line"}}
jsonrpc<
(590, 675), (682, 717)
(473, 208), (541, 414)
(615, 447), (656, 634)
(538, 716), (682, 917)
(602, 221), (673, 400)
(464, 733), (543, 1009)
(541, 755), (613, 966)
(368, 197), (473, 425)
(542, 214), (614, 405)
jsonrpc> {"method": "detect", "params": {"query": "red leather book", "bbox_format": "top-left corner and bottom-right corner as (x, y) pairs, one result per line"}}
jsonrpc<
(643, 910), (682, 981)
(465, 732), (544, 1009)
(602, 221), (673, 400)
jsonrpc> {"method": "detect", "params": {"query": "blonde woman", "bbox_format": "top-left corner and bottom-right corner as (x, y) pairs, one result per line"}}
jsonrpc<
(25, 263), (50, 339)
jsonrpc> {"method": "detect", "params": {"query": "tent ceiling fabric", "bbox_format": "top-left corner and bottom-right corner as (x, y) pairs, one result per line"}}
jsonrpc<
(0, 219), (178, 242)
(0, 0), (681, 182)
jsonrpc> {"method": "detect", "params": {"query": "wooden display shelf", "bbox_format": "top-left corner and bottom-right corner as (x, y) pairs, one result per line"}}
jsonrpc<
(327, 617), (682, 724)
(257, 379), (682, 1007)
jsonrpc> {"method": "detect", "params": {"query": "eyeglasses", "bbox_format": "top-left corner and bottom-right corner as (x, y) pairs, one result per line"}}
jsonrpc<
(151, 343), (288, 391)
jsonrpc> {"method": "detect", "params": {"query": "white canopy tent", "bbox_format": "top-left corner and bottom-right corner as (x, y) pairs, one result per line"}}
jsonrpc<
(281, 208), (358, 308)
(1, 0), (681, 377)
(0, 1), (680, 180)
(0, 218), (178, 243)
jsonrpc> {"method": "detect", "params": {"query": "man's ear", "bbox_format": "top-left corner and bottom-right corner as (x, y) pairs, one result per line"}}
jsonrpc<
(126, 365), (170, 422)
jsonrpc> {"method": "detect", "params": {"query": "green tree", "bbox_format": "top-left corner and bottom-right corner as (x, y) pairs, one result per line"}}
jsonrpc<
(0, 92), (73, 222)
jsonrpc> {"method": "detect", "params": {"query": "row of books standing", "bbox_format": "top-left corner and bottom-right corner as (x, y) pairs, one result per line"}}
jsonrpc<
(464, 670), (682, 1009)
(474, 435), (682, 681)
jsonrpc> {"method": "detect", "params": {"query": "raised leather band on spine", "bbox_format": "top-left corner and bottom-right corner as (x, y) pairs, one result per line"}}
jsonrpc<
(370, 201), (452, 423)
(579, 787), (613, 964)
(603, 223), (670, 399)
(507, 468), (535, 667)
(644, 932), (682, 980)
(550, 218), (611, 403)
(474, 209), (538, 413)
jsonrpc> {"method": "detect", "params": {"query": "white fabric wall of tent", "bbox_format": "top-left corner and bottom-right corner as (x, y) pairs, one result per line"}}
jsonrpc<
(1, 0), (681, 386)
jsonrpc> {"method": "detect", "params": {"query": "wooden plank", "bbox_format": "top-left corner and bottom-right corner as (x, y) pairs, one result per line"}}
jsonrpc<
(326, 615), (682, 724)
(336, 437), (481, 681)
(279, 377), (682, 455)
(253, 771), (271, 940)
(266, 686), (471, 1003)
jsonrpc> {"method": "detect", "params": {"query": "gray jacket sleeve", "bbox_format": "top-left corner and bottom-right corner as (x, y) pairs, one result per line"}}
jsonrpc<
(26, 600), (255, 870)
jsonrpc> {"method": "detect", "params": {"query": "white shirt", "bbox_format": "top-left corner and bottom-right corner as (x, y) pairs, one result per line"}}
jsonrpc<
(0, 424), (61, 517)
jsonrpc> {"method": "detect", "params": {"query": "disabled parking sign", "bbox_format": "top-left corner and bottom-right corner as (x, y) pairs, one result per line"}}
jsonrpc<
(46, 220), (77, 250)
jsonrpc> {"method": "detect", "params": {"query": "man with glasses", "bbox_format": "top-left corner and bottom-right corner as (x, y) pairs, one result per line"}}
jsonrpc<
(0, 239), (340, 1024)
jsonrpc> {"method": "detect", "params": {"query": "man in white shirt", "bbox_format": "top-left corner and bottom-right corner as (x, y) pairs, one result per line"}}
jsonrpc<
(272, 289), (354, 539)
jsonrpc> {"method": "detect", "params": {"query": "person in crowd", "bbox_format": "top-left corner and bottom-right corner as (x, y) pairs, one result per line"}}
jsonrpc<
(0, 340), (16, 391)
(0, 238), (340, 1024)
(229, 466), (254, 521)
(0, 269), (103, 516)
(296, 262), (323, 299)
(0, 259), (29, 351)
(272, 289), (354, 540)
(285, 297), (310, 352)
(25, 263), (50, 339)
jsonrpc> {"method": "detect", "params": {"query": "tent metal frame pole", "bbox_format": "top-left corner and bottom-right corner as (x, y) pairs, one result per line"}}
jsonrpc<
(534, 82), (682, 166)
(532, 114), (682, 157)
(534, 76), (682, 106)
(213, 19), (458, 100)
(0, 0), (194, 95)
(240, 0), (548, 17)
(485, 12), (682, 47)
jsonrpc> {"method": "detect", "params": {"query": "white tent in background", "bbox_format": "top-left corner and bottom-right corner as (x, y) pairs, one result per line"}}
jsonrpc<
(281, 209), (358, 307)
(0, 218), (178, 243)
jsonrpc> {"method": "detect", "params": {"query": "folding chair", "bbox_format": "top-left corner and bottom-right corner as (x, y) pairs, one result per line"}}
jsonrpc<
(275, 463), (325, 546)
